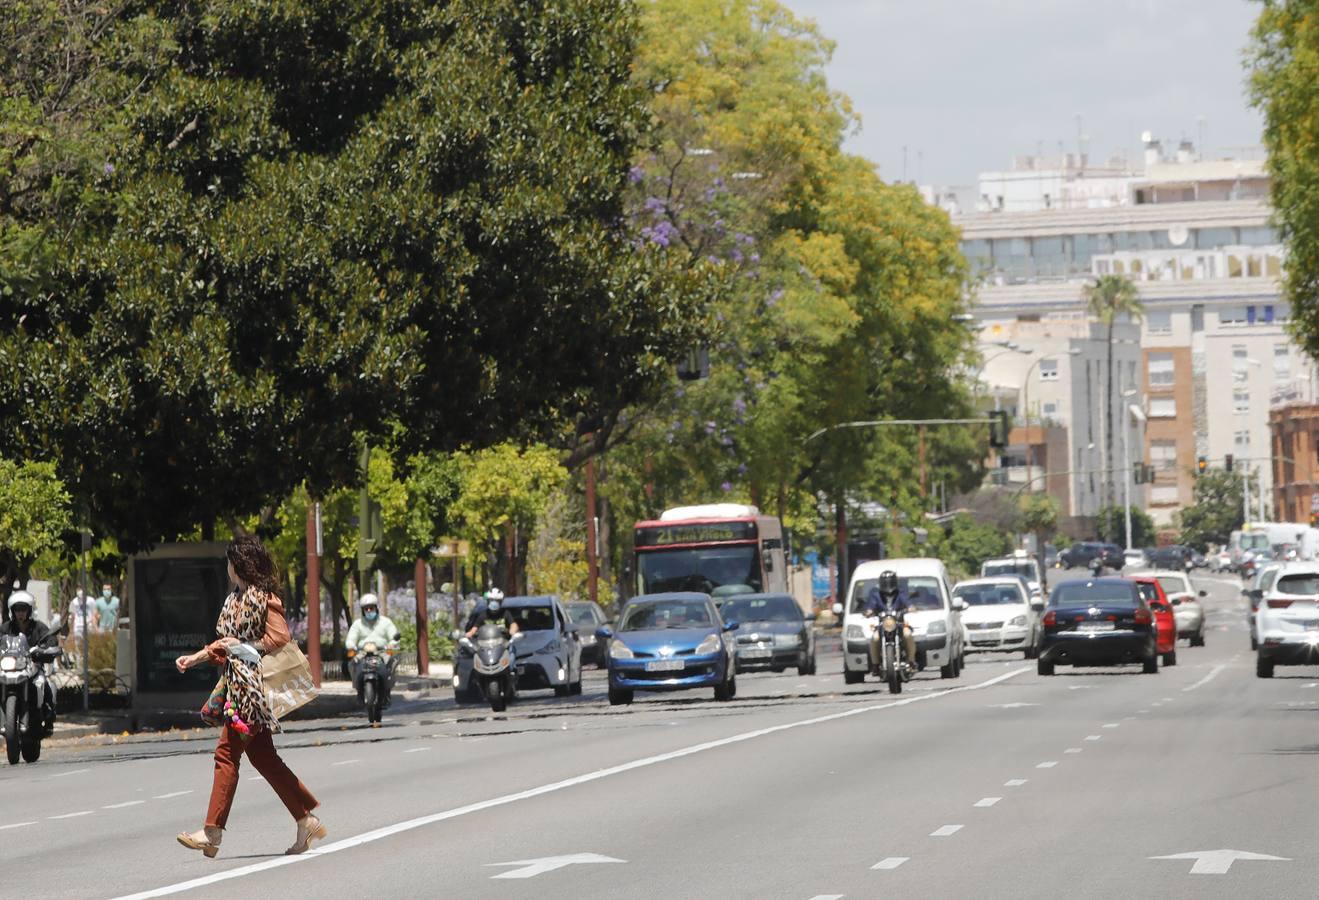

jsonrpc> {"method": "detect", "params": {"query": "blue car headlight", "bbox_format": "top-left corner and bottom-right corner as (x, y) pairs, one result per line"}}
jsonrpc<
(696, 634), (721, 655)
(609, 639), (633, 659)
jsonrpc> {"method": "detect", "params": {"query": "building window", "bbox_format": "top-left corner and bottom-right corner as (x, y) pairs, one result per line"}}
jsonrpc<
(1234, 430), (1251, 452)
(1150, 397), (1177, 418)
(1148, 353), (1175, 389)
(1150, 485), (1180, 505)
(1039, 358), (1059, 381)
(1221, 306), (1247, 327)
(1150, 440), (1178, 469)
(1147, 310), (1172, 335)
(1275, 343), (1290, 379)
(1233, 345), (1249, 382)
(1042, 402), (1059, 420)
(1234, 390), (1250, 414)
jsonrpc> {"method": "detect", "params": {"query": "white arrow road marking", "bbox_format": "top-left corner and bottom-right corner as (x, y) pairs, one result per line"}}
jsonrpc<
(989, 702), (1039, 708)
(0, 822), (36, 831)
(1183, 664), (1227, 693)
(871, 858), (908, 870)
(1151, 849), (1290, 875)
(930, 825), (963, 837)
(974, 797), (1001, 808)
(485, 853), (625, 879)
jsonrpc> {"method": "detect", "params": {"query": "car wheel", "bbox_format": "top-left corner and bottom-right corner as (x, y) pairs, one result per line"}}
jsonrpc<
(608, 687), (633, 705)
(1162, 650), (1177, 667)
(554, 684), (570, 697)
(714, 673), (735, 702)
(1037, 658), (1054, 676)
(940, 658), (956, 679)
(1250, 635), (1259, 651)
(844, 670), (865, 685)
(1191, 629), (1206, 648)
(570, 675), (583, 695)
(1142, 652), (1159, 674)
(1256, 654), (1274, 679)
(798, 654), (814, 677)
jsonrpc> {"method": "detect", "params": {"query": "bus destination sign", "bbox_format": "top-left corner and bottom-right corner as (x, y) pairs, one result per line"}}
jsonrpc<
(636, 521), (758, 547)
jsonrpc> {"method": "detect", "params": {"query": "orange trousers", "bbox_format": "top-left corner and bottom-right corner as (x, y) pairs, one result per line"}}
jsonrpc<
(206, 723), (317, 829)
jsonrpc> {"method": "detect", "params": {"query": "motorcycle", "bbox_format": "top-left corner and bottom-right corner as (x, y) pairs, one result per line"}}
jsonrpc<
(1, 620), (61, 765)
(867, 605), (913, 695)
(458, 623), (523, 713)
(1089, 556), (1106, 577)
(348, 641), (397, 725)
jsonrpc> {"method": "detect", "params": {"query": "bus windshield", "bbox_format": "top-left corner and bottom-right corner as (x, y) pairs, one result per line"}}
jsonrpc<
(1242, 533), (1270, 552)
(636, 545), (762, 595)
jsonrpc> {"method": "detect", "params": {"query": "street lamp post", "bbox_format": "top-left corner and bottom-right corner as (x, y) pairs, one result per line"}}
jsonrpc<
(1123, 400), (1147, 551)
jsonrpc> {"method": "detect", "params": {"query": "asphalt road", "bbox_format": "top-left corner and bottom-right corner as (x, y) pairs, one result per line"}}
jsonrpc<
(4, 568), (1316, 899)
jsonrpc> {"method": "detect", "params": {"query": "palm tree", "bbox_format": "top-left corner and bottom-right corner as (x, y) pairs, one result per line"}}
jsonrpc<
(1084, 274), (1143, 511)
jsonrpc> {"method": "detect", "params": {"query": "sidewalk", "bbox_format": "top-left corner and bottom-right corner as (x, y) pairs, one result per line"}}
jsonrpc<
(50, 664), (456, 741)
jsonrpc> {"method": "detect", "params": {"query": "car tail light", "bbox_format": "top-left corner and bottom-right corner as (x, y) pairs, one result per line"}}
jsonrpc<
(1043, 610), (1056, 627)
(1133, 608), (1152, 625)
(1267, 599), (1294, 609)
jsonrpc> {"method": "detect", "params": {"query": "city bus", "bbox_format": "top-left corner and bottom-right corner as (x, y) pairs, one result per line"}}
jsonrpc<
(633, 504), (789, 598)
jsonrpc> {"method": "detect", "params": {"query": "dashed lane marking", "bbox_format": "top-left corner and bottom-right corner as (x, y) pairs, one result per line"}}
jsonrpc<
(1102, 723), (1119, 728)
(404, 748), (431, 754)
(1065, 748), (1083, 754)
(103, 801), (145, 809)
(331, 760), (361, 767)
(49, 811), (93, 820)
(1037, 761), (1058, 769)
(872, 858), (909, 870)
(0, 822), (36, 831)
(930, 825), (964, 837)
(50, 768), (90, 778)
(1005, 779), (1027, 787)
(1183, 664), (1227, 693)
(1085, 735), (1102, 741)
(974, 797), (1001, 808)
(153, 791), (192, 800)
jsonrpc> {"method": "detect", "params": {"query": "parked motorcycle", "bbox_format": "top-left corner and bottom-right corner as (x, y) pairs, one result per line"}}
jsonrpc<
(1, 618), (61, 765)
(867, 604), (913, 695)
(458, 624), (523, 713)
(348, 641), (396, 725)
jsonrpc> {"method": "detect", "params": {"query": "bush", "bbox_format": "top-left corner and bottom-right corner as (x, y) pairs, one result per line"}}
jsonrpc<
(397, 615), (455, 661)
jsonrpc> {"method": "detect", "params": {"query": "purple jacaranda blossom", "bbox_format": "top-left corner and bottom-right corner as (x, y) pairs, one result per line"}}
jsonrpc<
(720, 436), (734, 447)
(104, 163), (115, 175)
(730, 249), (744, 264)
(640, 219), (680, 247)
(732, 397), (747, 416)
(705, 421), (718, 434)
(629, 165), (645, 184)
(721, 481), (733, 492)
(749, 253), (760, 264)
(737, 464), (748, 475)
(734, 232), (756, 246)
(643, 196), (666, 213)
(704, 187), (717, 202)
(713, 178), (724, 189)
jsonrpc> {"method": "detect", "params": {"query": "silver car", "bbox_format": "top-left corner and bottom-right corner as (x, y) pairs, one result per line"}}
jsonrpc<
(453, 595), (583, 702)
(1132, 570), (1207, 646)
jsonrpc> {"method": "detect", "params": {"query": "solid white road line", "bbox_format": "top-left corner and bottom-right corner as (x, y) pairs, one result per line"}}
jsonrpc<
(152, 791), (192, 800)
(110, 666), (1031, 899)
(103, 801), (146, 810)
(50, 768), (90, 778)
(1064, 748), (1082, 754)
(872, 857), (909, 870)
(930, 825), (964, 837)
(1183, 664), (1228, 693)
(49, 811), (93, 820)
(809, 895), (845, 899)
(1005, 779), (1027, 787)
(1102, 723), (1119, 728)
(0, 822), (36, 831)
(331, 760), (361, 767)
(404, 748), (431, 754)
(1037, 761), (1058, 768)
(974, 797), (1001, 808)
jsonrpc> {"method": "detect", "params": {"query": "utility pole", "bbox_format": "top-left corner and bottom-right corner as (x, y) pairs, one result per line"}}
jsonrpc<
(80, 527), (91, 712)
(586, 453), (599, 605)
(414, 557), (429, 676)
(305, 500), (322, 689)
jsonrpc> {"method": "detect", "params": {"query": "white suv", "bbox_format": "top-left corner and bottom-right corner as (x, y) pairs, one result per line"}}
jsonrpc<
(1256, 564), (1319, 677)
(835, 558), (965, 683)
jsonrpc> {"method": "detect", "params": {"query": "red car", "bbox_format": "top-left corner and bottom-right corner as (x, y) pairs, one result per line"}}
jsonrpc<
(1128, 576), (1177, 666)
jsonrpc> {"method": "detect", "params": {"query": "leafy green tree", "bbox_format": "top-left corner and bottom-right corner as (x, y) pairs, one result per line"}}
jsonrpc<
(1083, 274), (1143, 510)
(944, 514), (1014, 581)
(1177, 469), (1252, 550)
(1093, 505), (1157, 550)
(0, 458), (71, 619)
(1, 0), (711, 550)
(1251, 1), (1319, 355)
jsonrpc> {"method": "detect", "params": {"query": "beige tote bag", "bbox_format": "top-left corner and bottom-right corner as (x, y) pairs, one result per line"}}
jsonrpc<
(262, 642), (318, 720)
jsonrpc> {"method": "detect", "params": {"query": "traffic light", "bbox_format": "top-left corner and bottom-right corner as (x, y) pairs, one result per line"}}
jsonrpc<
(1225, 454), (1234, 473)
(1312, 510), (1319, 529)
(988, 410), (1010, 449)
(1134, 463), (1149, 484)
(1197, 456), (1207, 476)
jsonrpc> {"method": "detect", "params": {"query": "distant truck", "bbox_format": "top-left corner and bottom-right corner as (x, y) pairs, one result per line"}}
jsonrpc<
(1230, 523), (1319, 567)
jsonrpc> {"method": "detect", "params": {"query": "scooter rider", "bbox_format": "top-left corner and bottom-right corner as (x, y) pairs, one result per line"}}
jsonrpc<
(4, 590), (58, 732)
(862, 571), (918, 673)
(345, 594), (401, 706)
(464, 589), (520, 640)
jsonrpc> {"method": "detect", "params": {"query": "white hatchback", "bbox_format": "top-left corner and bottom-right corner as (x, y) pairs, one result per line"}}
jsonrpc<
(1256, 565), (1319, 677)
(835, 558), (965, 683)
(953, 577), (1043, 658)
(1130, 570), (1206, 646)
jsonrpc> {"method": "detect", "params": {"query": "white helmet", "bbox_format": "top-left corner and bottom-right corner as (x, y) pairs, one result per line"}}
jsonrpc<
(359, 593), (379, 610)
(485, 588), (505, 613)
(7, 590), (35, 614)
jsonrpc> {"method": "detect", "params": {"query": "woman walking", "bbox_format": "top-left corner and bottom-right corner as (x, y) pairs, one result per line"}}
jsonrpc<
(175, 536), (326, 858)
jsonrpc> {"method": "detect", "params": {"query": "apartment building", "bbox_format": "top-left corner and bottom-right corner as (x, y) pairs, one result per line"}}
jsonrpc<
(1271, 402), (1319, 524)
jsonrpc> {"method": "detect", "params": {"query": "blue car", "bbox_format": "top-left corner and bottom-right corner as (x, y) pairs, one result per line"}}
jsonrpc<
(597, 592), (738, 706)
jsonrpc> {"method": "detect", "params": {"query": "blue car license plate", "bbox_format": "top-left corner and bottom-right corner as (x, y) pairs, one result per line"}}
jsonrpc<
(644, 660), (685, 673)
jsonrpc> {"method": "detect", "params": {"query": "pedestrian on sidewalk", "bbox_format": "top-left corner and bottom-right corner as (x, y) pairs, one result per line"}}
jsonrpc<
(174, 536), (326, 859)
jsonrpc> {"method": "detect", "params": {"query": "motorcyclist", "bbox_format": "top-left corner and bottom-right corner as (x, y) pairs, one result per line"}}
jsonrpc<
(4, 591), (58, 733)
(345, 594), (401, 707)
(861, 571), (918, 674)
(464, 589), (520, 639)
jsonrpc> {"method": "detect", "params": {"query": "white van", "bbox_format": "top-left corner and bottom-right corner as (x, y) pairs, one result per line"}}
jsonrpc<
(834, 558), (965, 683)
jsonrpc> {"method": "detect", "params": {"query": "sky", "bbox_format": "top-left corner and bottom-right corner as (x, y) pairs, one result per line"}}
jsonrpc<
(783, 0), (1266, 186)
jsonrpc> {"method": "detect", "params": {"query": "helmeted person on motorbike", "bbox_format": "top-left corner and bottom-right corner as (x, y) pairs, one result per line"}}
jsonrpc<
(4, 591), (59, 731)
(345, 594), (401, 707)
(861, 571), (918, 674)
(464, 588), (520, 640)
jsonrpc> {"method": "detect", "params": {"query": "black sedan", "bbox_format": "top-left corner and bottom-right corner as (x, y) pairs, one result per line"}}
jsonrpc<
(1059, 542), (1123, 571)
(717, 593), (817, 676)
(1037, 578), (1159, 675)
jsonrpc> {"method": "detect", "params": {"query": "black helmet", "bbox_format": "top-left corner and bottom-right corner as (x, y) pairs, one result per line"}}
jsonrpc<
(878, 570), (899, 596)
